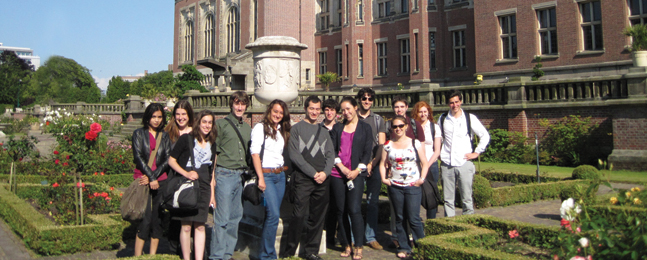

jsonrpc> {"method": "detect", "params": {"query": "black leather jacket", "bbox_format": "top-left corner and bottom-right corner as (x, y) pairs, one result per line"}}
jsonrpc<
(132, 128), (171, 182)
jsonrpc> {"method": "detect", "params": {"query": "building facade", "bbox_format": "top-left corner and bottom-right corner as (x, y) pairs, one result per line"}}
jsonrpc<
(0, 43), (41, 70)
(173, 0), (637, 91)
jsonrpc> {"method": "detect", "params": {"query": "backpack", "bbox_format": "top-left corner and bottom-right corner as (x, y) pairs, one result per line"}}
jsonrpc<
(439, 112), (474, 152)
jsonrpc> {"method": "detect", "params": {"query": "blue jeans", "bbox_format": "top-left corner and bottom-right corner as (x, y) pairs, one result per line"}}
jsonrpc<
(260, 172), (286, 260)
(364, 166), (381, 243)
(426, 161), (440, 219)
(388, 185), (425, 254)
(210, 167), (244, 260)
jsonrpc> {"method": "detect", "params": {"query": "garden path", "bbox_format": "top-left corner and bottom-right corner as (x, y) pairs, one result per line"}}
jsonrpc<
(0, 131), (642, 259)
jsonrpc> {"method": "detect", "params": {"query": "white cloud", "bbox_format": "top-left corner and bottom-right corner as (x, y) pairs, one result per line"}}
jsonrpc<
(93, 76), (110, 92)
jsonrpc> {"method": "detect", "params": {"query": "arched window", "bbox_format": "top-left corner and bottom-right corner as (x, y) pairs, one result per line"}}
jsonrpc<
(227, 7), (240, 53)
(204, 14), (215, 57)
(185, 21), (194, 61)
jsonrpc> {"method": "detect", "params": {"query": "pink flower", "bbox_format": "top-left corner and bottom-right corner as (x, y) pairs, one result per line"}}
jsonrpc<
(587, 256), (592, 260)
(76, 182), (85, 188)
(90, 122), (102, 133)
(55, 159), (60, 165)
(576, 227), (581, 233)
(570, 256), (586, 260)
(508, 230), (519, 239)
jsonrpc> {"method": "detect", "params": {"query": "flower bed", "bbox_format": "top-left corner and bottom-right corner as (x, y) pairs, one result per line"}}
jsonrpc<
(0, 184), (124, 255)
(0, 174), (134, 189)
(416, 214), (560, 259)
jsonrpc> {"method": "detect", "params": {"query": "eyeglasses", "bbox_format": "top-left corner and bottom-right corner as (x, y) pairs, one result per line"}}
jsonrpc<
(393, 124), (406, 129)
(361, 97), (374, 102)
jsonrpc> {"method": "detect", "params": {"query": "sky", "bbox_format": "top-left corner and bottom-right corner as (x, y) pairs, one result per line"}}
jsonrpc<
(0, 1), (174, 92)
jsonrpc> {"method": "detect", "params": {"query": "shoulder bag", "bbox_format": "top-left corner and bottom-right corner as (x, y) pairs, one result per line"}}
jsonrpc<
(121, 131), (160, 221)
(161, 136), (200, 211)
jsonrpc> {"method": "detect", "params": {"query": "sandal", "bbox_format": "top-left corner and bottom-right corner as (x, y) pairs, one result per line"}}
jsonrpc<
(352, 247), (363, 260)
(340, 246), (351, 257)
(397, 251), (408, 258)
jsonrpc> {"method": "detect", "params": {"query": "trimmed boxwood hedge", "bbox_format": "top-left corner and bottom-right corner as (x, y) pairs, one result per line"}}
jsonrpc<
(415, 214), (560, 260)
(480, 169), (563, 183)
(0, 185), (124, 256)
(489, 180), (591, 207)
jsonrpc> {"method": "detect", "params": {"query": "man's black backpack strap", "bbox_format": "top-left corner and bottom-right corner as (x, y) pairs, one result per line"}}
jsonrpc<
(410, 117), (418, 138)
(224, 117), (252, 169)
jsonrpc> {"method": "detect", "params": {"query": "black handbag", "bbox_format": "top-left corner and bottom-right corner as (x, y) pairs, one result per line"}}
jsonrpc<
(242, 137), (264, 205)
(161, 136), (200, 211)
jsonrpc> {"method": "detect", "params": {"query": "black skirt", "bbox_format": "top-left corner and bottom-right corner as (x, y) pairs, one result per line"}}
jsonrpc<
(172, 166), (211, 223)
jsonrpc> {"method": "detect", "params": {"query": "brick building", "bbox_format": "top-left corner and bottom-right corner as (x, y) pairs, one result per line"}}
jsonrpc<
(174, 0), (638, 91)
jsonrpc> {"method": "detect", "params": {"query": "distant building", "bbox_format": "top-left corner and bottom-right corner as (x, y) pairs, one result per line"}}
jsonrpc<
(0, 43), (41, 70)
(173, 0), (634, 91)
(120, 70), (148, 83)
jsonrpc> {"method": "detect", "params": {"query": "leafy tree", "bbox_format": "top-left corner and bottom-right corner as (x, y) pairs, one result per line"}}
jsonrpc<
(104, 76), (130, 103)
(175, 65), (207, 97)
(23, 56), (101, 104)
(316, 71), (341, 91)
(0, 51), (34, 106)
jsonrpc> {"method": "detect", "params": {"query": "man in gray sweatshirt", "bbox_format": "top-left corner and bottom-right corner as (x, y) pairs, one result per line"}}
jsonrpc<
(281, 96), (335, 260)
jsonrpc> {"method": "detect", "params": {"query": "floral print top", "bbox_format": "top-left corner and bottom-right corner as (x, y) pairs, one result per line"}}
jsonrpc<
(383, 139), (422, 187)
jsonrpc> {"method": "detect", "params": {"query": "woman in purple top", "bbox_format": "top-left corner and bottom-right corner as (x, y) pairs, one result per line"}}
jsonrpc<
(330, 96), (373, 260)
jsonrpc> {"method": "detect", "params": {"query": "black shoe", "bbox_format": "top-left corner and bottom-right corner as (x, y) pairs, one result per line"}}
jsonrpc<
(301, 253), (324, 260)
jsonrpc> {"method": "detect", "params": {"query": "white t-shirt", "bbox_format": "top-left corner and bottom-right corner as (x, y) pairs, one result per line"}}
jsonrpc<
(421, 120), (441, 162)
(383, 139), (422, 187)
(250, 123), (285, 168)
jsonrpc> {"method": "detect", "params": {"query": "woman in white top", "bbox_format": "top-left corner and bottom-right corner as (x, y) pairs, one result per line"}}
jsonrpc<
(250, 99), (291, 260)
(411, 101), (441, 219)
(380, 116), (428, 259)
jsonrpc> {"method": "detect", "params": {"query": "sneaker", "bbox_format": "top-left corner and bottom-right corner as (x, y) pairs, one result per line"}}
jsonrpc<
(302, 253), (324, 260)
(366, 240), (383, 250)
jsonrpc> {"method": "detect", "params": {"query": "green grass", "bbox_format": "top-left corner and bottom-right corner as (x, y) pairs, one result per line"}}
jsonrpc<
(476, 161), (647, 184)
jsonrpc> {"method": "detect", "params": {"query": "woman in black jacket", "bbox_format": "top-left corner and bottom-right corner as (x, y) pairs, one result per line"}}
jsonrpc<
(330, 96), (373, 260)
(132, 103), (172, 256)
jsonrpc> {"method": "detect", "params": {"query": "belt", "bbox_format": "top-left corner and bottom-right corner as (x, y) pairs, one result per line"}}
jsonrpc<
(262, 166), (288, 174)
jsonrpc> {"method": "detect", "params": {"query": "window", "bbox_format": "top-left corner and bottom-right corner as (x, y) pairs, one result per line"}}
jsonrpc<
(227, 7), (240, 53)
(336, 49), (343, 76)
(204, 14), (215, 58)
(378, 0), (391, 18)
(377, 42), (388, 76)
(346, 45), (350, 76)
(358, 0), (364, 21)
(629, 0), (647, 25)
(580, 1), (603, 51)
(453, 30), (466, 68)
(337, 0), (342, 26)
(253, 0), (258, 40)
(400, 39), (410, 73)
(358, 44), (364, 76)
(401, 0), (408, 13)
(319, 51), (328, 74)
(429, 32), (436, 69)
(321, 0), (330, 30)
(537, 8), (558, 55)
(306, 68), (311, 81)
(414, 33), (419, 71)
(499, 15), (517, 59)
(185, 21), (194, 61)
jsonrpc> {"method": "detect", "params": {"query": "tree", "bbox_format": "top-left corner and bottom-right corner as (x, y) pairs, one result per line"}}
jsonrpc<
(0, 51), (34, 106)
(316, 71), (341, 91)
(23, 56), (101, 104)
(175, 65), (207, 97)
(104, 76), (130, 103)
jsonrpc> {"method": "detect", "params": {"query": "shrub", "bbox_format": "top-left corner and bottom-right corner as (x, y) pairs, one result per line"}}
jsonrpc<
(481, 129), (534, 164)
(571, 165), (600, 180)
(472, 175), (493, 209)
(539, 115), (598, 166)
(493, 180), (592, 207)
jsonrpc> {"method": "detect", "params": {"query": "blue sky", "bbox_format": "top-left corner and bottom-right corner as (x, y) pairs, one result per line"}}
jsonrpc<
(0, 1), (174, 91)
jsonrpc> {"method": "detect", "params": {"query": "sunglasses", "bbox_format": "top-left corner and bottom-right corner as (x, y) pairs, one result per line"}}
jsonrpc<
(393, 124), (406, 129)
(361, 97), (374, 101)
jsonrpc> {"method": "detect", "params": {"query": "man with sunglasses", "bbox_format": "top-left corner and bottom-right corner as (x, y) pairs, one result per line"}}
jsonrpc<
(355, 87), (386, 250)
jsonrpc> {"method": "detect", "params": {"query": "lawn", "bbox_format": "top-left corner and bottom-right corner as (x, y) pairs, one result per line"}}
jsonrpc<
(476, 161), (647, 184)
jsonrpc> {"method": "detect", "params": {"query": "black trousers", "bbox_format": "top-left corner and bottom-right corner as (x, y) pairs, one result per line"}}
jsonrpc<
(281, 171), (330, 257)
(137, 180), (167, 240)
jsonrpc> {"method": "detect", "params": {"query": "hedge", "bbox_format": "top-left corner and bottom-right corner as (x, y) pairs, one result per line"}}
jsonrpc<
(0, 185), (124, 255)
(480, 170), (563, 183)
(414, 214), (560, 260)
(0, 173), (134, 188)
(489, 180), (591, 207)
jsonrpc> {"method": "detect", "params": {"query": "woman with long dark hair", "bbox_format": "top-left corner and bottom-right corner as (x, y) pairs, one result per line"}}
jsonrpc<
(380, 115), (428, 259)
(132, 103), (171, 256)
(330, 96), (373, 259)
(250, 99), (291, 260)
(168, 110), (217, 260)
(163, 100), (194, 255)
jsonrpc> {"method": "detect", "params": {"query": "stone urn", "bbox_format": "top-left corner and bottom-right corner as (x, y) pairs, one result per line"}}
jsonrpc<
(633, 51), (647, 67)
(245, 36), (307, 105)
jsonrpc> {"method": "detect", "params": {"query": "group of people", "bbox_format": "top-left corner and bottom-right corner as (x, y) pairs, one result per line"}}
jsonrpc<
(130, 88), (490, 260)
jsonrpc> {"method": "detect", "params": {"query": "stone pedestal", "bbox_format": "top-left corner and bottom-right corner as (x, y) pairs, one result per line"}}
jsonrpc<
(245, 36), (307, 106)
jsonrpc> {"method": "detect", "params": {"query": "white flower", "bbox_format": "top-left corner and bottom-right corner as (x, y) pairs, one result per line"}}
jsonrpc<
(560, 198), (582, 221)
(578, 237), (589, 248)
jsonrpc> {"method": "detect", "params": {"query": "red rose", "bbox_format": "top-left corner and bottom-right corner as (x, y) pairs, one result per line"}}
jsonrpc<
(110, 187), (114, 191)
(94, 172), (98, 175)
(90, 122), (102, 133)
(62, 172), (66, 176)
(101, 192), (108, 197)
(18, 158), (22, 161)
(93, 192), (99, 197)
(52, 182), (59, 188)
(66, 155), (70, 160)
(76, 182), (85, 188)
(46, 121), (50, 126)
(85, 131), (98, 141)
(122, 161), (125, 164)
(88, 195), (94, 199)
(63, 162), (68, 167)
(54, 150), (59, 155)
(100, 172), (105, 176)
(105, 197), (111, 201)
(55, 159), (60, 165)
(119, 193), (123, 196)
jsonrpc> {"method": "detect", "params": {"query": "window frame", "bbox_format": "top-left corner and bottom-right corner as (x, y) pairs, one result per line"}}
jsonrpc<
(376, 42), (388, 76)
(319, 51), (328, 74)
(452, 30), (467, 68)
(336, 48), (343, 76)
(400, 38), (411, 73)
(499, 14), (518, 59)
(579, 1), (603, 51)
(429, 32), (436, 70)
(537, 7), (558, 55)
(628, 0), (647, 25)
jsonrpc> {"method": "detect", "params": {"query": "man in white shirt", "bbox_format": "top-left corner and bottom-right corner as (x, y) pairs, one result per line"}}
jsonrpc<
(440, 91), (490, 217)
